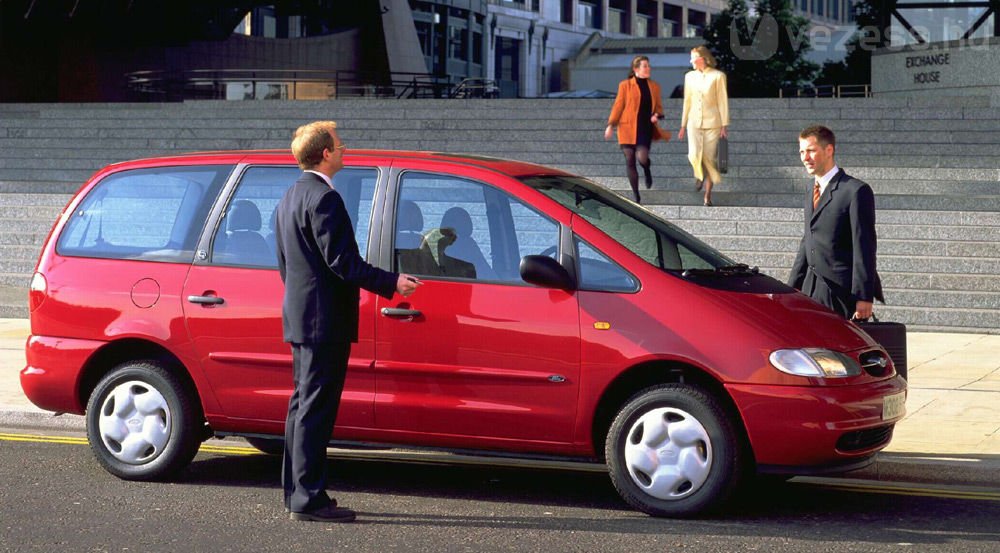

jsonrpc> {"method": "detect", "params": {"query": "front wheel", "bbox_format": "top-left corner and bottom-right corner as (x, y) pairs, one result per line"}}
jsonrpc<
(605, 384), (743, 517)
(86, 361), (202, 481)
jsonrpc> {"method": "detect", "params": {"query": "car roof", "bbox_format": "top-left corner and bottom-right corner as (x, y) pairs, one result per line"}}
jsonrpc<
(104, 150), (569, 179)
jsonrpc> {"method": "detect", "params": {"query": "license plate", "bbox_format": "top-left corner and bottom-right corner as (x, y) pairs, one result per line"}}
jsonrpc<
(882, 391), (906, 420)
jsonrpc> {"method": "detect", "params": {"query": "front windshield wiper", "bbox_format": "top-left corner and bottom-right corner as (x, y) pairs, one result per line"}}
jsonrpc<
(681, 264), (760, 278)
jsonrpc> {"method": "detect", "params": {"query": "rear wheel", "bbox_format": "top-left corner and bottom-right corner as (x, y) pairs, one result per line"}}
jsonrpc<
(86, 361), (201, 481)
(605, 384), (743, 517)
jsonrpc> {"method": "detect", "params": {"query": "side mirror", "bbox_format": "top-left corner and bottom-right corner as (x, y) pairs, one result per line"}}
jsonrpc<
(519, 255), (575, 291)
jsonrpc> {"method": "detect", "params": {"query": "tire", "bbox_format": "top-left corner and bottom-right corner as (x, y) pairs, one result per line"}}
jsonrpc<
(85, 361), (202, 481)
(605, 384), (743, 517)
(245, 437), (285, 456)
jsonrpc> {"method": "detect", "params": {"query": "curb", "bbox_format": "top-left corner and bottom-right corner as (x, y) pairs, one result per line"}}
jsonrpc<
(848, 454), (1000, 489)
(3, 407), (998, 490)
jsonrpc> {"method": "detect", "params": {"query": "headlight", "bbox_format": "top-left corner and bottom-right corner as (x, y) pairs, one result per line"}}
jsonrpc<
(769, 348), (861, 378)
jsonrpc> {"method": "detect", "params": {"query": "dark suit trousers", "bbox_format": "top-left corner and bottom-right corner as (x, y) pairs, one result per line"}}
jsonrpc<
(801, 268), (855, 319)
(282, 341), (352, 513)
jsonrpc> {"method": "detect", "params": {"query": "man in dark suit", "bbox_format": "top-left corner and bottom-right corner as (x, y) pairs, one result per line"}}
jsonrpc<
(275, 121), (421, 523)
(788, 125), (883, 320)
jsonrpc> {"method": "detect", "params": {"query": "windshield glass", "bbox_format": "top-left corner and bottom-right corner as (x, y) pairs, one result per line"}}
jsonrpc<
(521, 174), (735, 272)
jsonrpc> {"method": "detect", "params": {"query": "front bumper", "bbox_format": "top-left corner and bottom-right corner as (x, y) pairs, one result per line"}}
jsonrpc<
(727, 375), (907, 470)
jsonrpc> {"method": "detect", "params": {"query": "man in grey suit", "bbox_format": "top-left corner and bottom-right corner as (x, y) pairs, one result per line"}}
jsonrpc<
(788, 125), (883, 320)
(275, 121), (421, 522)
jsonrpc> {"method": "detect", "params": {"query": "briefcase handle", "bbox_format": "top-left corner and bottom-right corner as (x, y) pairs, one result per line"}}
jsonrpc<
(850, 314), (880, 323)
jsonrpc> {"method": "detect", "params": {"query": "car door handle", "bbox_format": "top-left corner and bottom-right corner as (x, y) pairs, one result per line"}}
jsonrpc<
(380, 307), (421, 319)
(187, 295), (225, 305)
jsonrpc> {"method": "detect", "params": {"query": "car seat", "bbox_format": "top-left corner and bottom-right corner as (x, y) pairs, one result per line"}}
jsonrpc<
(219, 200), (273, 266)
(439, 206), (496, 280)
(396, 200), (425, 249)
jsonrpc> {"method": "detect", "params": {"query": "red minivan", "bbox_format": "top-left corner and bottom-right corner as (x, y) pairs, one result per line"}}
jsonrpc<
(22, 150), (906, 517)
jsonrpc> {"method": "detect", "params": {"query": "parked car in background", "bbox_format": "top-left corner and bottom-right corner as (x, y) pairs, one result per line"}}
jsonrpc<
(22, 150), (906, 517)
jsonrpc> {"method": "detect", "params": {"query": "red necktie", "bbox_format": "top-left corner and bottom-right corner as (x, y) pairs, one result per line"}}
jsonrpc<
(812, 181), (821, 209)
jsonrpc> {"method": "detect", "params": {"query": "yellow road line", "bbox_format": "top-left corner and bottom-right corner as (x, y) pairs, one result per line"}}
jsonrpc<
(0, 432), (88, 445)
(0, 432), (258, 455)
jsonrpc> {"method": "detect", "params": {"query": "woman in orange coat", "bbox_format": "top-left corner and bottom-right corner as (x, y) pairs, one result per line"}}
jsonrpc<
(604, 55), (669, 204)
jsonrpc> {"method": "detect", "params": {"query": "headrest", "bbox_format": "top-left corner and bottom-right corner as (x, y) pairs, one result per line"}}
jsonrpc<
(398, 200), (424, 232)
(228, 200), (262, 232)
(440, 206), (472, 238)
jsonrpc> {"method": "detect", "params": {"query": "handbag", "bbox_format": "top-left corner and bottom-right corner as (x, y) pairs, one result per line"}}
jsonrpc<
(854, 315), (907, 379)
(716, 136), (728, 174)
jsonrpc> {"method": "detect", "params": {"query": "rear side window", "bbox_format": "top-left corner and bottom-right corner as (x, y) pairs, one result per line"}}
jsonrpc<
(212, 166), (379, 268)
(57, 165), (232, 262)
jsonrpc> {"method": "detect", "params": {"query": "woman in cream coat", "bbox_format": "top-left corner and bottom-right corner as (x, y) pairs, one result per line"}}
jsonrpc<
(678, 45), (729, 206)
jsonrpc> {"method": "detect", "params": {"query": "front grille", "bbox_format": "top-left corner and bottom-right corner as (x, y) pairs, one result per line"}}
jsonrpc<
(836, 425), (894, 452)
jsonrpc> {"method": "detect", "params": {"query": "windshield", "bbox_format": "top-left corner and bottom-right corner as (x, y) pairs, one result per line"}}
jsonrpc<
(521, 174), (736, 272)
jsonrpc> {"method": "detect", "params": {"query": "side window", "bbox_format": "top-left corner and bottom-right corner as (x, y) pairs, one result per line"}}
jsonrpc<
(394, 172), (558, 283)
(212, 166), (378, 268)
(576, 239), (638, 292)
(57, 165), (232, 262)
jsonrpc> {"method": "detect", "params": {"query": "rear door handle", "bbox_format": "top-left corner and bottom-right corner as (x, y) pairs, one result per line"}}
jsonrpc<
(380, 307), (421, 319)
(187, 295), (225, 305)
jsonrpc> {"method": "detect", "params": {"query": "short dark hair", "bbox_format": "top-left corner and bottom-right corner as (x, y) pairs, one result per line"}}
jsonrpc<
(799, 125), (836, 149)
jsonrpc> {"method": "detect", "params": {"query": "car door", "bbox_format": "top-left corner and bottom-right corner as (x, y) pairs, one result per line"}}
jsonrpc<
(182, 163), (384, 437)
(373, 166), (581, 447)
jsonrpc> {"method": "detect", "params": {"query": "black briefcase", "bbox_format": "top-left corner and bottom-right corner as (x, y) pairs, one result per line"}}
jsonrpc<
(716, 136), (729, 174)
(854, 316), (907, 379)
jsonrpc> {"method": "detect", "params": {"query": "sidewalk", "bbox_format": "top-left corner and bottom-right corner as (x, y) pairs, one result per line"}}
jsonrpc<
(2, 318), (998, 488)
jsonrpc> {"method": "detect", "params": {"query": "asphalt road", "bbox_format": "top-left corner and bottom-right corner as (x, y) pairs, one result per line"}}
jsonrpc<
(2, 432), (999, 553)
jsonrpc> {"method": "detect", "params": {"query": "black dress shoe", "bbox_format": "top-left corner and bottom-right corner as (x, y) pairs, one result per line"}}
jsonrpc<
(286, 497), (336, 513)
(695, 178), (703, 191)
(290, 504), (356, 523)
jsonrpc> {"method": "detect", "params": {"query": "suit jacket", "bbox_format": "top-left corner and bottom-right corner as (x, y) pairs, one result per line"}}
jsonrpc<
(275, 172), (398, 344)
(788, 169), (884, 305)
(681, 68), (729, 130)
(607, 77), (670, 145)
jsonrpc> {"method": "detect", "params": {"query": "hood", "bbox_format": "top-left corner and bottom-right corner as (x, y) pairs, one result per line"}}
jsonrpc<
(688, 273), (876, 352)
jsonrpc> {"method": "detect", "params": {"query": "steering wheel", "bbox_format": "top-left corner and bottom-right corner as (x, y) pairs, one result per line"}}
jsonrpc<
(539, 245), (558, 259)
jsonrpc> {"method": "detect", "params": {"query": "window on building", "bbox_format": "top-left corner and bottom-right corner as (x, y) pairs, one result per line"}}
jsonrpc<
(559, 0), (573, 24)
(609, 0), (629, 34)
(449, 25), (468, 61)
(636, 16), (650, 37)
(663, 4), (682, 37)
(608, 8), (625, 33)
(578, 0), (601, 30)
(687, 10), (706, 38)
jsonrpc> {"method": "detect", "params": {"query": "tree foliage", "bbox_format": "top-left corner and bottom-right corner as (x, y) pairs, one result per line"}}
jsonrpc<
(702, 0), (819, 97)
(815, 2), (888, 88)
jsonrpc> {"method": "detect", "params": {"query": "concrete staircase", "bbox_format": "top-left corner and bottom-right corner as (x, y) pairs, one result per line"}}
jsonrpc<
(1, 97), (998, 331)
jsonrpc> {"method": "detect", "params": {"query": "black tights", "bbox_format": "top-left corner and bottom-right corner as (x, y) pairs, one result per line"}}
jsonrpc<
(622, 145), (652, 203)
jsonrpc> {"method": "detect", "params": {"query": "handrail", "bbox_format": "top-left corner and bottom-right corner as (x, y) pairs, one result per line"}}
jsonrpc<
(778, 84), (872, 98)
(449, 77), (499, 99)
(124, 68), (459, 101)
